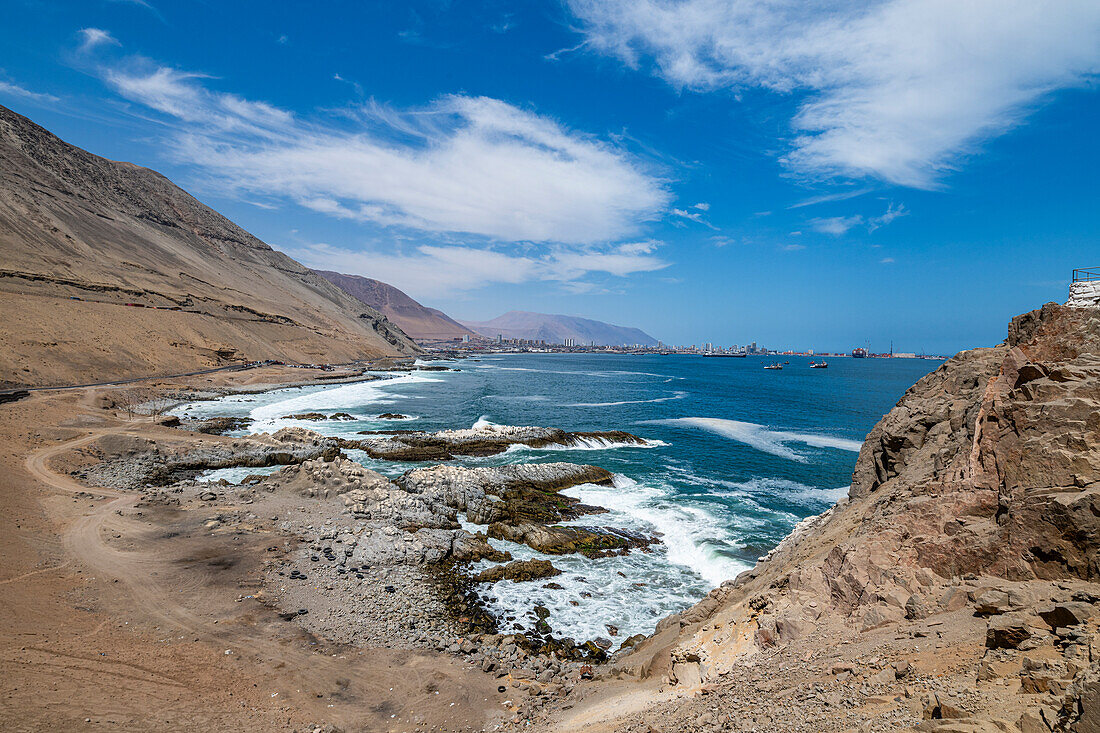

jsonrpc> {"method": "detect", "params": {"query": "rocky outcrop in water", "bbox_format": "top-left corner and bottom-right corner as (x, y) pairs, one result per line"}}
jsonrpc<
(81, 427), (339, 489)
(475, 559), (562, 584)
(255, 451), (651, 560)
(347, 422), (650, 461)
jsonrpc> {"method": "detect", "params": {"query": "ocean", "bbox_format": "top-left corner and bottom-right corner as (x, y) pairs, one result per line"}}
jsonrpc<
(174, 353), (940, 644)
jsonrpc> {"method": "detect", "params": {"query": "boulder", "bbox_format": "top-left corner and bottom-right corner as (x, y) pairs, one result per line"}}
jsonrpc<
(986, 614), (1032, 649)
(1036, 602), (1095, 631)
(973, 589), (1013, 616)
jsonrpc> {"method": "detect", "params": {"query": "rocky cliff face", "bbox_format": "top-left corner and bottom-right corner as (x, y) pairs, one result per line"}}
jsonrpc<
(611, 303), (1100, 732)
(851, 303), (1100, 581)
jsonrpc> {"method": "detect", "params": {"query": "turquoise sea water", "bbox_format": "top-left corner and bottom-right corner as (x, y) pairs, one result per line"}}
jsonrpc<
(175, 353), (940, 643)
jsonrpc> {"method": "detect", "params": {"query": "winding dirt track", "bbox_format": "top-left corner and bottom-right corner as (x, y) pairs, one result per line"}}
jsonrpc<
(10, 404), (502, 731)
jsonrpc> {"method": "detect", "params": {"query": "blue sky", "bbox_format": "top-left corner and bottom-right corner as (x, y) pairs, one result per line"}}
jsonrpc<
(2, 0), (1097, 353)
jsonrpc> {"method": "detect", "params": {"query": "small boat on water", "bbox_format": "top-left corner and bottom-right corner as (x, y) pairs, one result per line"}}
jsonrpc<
(763, 363), (783, 370)
(810, 361), (829, 369)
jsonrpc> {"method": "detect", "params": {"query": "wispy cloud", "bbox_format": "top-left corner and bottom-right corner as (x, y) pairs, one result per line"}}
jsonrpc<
(79, 28), (120, 53)
(809, 215), (863, 236)
(566, 0), (1100, 188)
(0, 80), (59, 104)
(99, 62), (670, 245)
(670, 206), (716, 228)
(788, 187), (874, 209)
(809, 203), (907, 236)
(280, 241), (668, 299)
(868, 202), (907, 231)
(107, 0), (166, 23)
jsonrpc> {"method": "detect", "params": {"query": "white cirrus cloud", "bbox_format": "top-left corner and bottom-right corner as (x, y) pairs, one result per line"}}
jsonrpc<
(100, 63), (670, 245)
(79, 28), (120, 52)
(810, 202), (907, 235)
(566, 0), (1100, 188)
(279, 241), (668, 299)
(810, 215), (864, 236)
(0, 80), (59, 104)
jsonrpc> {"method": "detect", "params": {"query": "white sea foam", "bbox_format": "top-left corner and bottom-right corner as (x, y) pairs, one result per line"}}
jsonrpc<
(246, 373), (442, 432)
(465, 472), (749, 641)
(705, 477), (850, 508)
(643, 417), (861, 462)
(561, 476), (750, 587)
(566, 391), (688, 408)
(196, 465), (282, 484)
(501, 436), (668, 453)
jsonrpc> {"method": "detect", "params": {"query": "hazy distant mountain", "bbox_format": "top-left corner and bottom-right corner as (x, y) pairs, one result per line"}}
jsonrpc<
(0, 105), (417, 387)
(461, 311), (658, 347)
(316, 271), (476, 343)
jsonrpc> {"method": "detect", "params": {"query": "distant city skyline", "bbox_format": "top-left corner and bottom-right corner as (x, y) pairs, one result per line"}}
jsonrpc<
(2, 1), (1097, 354)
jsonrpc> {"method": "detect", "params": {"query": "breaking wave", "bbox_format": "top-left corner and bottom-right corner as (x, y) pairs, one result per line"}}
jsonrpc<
(642, 417), (862, 462)
(566, 391), (688, 408)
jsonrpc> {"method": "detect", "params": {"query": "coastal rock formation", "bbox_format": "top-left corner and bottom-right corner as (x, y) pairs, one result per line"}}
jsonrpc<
(475, 559), (562, 584)
(614, 304), (1100, 731)
(255, 452), (641, 560)
(399, 462), (613, 525)
(487, 521), (655, 557)
(349, 422), (650, 461)
(81, 426), (339, 489)
(282, 412), (356, 421)
(191, 416), (253, 434)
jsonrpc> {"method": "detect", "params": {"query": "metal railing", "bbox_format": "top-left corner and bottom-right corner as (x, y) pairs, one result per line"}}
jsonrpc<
(1072, 267), (1100, 283)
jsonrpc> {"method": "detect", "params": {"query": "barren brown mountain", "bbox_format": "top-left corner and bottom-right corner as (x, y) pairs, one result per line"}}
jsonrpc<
(0, 105), (418, 389)
(315, 270), (476, 343)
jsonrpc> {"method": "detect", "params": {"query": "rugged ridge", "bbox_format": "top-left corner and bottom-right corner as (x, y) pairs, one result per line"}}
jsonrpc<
(315, 270), (476, 343)
(0, 105), (418, 387)
(462, 310), (658, 347)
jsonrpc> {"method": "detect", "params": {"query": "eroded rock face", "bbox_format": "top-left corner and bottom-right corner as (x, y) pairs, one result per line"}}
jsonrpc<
(848, 304), (1100, 581)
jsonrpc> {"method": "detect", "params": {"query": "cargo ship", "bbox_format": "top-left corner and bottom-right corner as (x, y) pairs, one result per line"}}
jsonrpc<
(851, 347), (868, 358)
